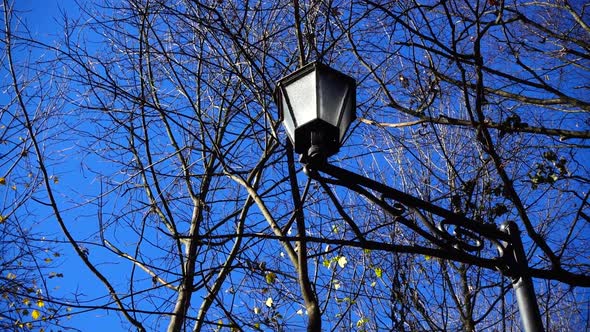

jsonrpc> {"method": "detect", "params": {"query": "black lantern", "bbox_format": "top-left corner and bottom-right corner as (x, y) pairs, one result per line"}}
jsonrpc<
(275, 62), (356, 163)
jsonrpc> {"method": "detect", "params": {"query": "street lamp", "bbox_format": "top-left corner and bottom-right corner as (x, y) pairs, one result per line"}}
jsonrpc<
(275, 62), (545, 332)
(275, 62), (356, 163)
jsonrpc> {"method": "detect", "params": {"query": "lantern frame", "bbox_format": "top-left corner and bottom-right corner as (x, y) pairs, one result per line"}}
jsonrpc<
(275, 62), (356, 162)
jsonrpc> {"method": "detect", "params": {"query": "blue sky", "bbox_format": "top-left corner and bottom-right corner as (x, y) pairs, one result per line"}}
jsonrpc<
(17, 0), (75, 35)
(8, 1), (125, 331)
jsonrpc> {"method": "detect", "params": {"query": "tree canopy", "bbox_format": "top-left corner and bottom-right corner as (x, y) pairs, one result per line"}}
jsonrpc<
(1, 0), (589, 331)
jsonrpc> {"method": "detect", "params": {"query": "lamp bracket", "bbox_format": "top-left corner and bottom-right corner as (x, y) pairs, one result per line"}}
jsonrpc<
(305, 162), (527, 276)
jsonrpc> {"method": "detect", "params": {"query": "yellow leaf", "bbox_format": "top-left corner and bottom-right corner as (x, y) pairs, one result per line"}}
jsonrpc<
(337, 256), (348, 268)
(333, 280), (341, 290)
(23, 298), (31, 306)
(0, 177), (5, 185)
(374, 267), (383, 278)
(0, 215), (6, 224)
(36, 299), (45, 308)
(31, 309), (40, 320)
(265, 297), (273, 308)
(52, 176), (59, 184)
(6, 272), (16, 280)
(265, 272), (276, 284)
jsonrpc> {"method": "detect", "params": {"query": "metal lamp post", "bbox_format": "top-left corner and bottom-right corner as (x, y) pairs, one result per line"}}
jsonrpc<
(275, 62), (545, 332)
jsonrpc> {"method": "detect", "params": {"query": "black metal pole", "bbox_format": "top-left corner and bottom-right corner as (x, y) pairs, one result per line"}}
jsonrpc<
(500, 222), (545, 332)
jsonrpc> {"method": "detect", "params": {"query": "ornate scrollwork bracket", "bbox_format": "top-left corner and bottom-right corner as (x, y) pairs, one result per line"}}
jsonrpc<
(304, 161), (544, 332)
(306, 162), (532, 276)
